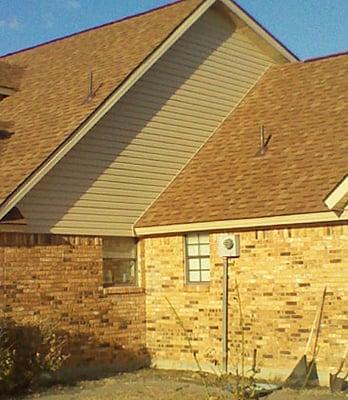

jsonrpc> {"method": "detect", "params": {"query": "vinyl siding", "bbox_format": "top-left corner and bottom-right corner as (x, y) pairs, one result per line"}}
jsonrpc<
(19, 6), (280, 236)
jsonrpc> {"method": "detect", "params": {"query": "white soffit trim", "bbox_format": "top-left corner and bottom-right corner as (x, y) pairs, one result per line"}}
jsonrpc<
(324, 175), (348, 211)
(0, 0), (216, 221)
(135, 210), (348, 236)
(219, 0), (298, 62)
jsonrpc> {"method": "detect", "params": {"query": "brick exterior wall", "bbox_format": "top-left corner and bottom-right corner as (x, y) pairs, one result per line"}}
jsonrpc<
(1, 224), (347, 383)
(0, 233), (147, 371)
(143, 223), (348, 382)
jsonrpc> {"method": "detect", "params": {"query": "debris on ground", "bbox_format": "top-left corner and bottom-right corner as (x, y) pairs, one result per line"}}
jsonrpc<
(18, 368), (346, 400)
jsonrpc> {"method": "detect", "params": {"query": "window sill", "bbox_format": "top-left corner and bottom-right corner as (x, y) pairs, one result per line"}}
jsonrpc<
(101, 286), (145, 295)
(183, 283), (210, 293)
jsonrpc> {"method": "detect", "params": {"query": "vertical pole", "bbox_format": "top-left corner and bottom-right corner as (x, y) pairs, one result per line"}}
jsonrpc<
(222, 257), (228, 373)
(260, 125), (265, 155)
(88, 70), (93, 100)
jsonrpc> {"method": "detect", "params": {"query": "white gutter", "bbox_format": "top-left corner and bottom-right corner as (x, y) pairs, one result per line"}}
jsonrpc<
(135, 210), (348, 236)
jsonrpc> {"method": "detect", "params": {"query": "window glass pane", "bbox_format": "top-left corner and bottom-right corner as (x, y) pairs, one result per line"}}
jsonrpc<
(185, 232), (210, 284)
(198, 233), (209, 244)
(200, 257), (210, 270)
(103, 237), (136, 259)
(201, 270), (210, 282)
(103, 259), (136, 285)
(188, 258), (199, 270)
(102, 237), (137, 286)
(187, 244), (199, 256)
(199, 244), (210, 256)
(186, 233), (199, 244)
(189, 271), (200, 282)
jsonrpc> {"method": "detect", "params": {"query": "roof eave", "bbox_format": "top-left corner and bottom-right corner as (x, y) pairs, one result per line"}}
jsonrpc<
(134, 210), (348, 236)
(0, 223), (27, 233)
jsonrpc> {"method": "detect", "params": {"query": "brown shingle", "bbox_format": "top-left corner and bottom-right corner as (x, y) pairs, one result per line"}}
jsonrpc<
(0, 0), (203, 207)
(136, 54), (348, 228)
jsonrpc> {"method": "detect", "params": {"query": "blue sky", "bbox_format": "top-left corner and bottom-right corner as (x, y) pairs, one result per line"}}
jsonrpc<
(0, 0), (347, 59)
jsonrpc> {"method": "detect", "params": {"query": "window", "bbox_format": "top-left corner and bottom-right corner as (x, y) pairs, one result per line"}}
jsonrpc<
(185, 232), (210, 283)
(102, 237), (137, 286)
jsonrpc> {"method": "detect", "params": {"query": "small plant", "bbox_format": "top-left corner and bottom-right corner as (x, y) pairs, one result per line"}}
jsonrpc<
(31, 317), (70, 374)
(165, 280), (265, 400)
(228, 279), (262, 399)
(0, 329), (15, 393)
(202, 279), (263, 400)
(0, 317), (70, 395)
(165, 296), (212, 399)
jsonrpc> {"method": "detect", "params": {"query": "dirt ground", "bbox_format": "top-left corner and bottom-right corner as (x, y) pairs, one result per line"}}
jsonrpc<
(19, 369), (347, 400)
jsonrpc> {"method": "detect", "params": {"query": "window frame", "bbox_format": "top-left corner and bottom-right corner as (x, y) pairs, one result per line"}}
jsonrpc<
(185, 232), (210, 284)
(102, 237), (138, 287)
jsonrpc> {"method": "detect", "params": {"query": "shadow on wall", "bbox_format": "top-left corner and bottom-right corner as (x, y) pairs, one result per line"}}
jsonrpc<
(0, 232), (73, 247)
(0, 316), (150, 396)
(0, 234), (149, 395)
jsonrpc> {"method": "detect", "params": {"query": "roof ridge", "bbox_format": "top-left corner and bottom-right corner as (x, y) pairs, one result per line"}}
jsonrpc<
(304, 50), (348, 63)
(1, 0), (183, 59)
(263, 50), (348, 73)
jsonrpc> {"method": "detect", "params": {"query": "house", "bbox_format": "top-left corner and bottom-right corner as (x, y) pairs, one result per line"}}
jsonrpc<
(0, 0), (347, 382)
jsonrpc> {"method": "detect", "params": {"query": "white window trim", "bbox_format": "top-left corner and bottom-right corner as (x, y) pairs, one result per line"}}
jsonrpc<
(185, 232), (211, 284)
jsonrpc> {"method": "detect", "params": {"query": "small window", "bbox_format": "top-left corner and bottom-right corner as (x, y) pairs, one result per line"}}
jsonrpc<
(185, 232), (210, 283)
(102, 237), (137, 286)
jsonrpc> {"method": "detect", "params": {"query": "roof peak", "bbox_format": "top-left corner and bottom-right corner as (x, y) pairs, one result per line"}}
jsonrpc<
(1, 0), (183, 59)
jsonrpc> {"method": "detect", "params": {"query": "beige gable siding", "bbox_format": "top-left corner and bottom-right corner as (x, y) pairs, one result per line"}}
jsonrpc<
(19, 6), (278, 236)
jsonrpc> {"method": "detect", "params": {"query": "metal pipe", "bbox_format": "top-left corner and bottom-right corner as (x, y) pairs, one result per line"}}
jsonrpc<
(88, 70), (93, 100)
(260, 125), (265, 155)
(222, 257), (229, 373)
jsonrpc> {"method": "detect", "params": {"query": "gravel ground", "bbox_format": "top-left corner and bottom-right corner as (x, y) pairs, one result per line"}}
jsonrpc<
(16, 369), (347, 400)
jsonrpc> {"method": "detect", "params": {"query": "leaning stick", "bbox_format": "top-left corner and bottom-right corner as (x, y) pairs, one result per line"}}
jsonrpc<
(335, 347), (348, 377)
(311, 286), (327, 359)
(304, 306), (320, 356)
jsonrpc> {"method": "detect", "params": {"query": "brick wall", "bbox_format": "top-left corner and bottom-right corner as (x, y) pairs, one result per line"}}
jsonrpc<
(0, 233), (147, 370)
(1, 225), (347, 382)
(143, 223), (348, 382)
